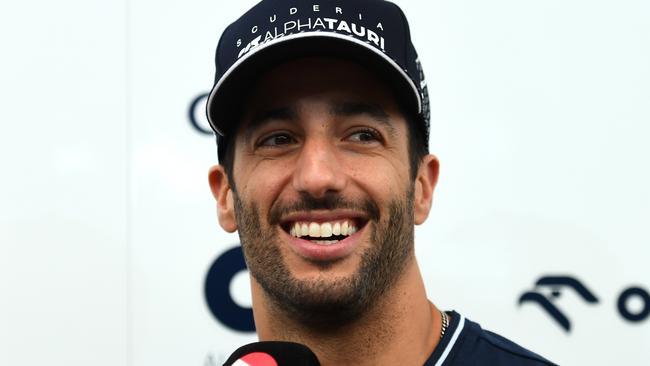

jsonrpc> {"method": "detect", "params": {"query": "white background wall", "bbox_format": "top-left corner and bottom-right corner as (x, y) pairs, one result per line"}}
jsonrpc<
(1, 0), (648, 365)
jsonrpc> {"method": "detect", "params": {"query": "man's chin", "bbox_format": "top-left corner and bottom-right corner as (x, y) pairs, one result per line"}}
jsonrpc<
(261, 274), (371, 329)
(261, 269), (359, 302)
(286, 254), (361, 278)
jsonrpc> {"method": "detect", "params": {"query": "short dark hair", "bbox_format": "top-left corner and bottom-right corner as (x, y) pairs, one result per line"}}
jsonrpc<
(218, 110), (429, 189)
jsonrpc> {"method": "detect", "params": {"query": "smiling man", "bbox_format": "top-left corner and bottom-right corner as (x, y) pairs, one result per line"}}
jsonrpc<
(206, 1), (556, 365)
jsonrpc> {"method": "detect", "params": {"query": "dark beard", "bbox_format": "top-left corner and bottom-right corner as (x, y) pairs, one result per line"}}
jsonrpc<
(234, 190), (414, 330)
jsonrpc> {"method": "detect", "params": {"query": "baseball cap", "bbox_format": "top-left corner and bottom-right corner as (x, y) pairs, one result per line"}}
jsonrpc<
(206, 0), (429, 161)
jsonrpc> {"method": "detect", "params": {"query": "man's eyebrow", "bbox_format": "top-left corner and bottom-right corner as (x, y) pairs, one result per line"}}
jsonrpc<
(330, 102), (397, 136)
(243, 107), (297, 142)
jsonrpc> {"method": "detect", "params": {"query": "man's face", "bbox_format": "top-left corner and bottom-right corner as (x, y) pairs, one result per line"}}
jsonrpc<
(216, 58), (431, 326)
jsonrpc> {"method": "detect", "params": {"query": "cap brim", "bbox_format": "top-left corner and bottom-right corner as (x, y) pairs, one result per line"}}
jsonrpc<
(206, 32), (421, 136)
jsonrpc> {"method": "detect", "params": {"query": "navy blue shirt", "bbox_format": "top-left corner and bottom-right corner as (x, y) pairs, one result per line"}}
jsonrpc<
(424, 312), (558, 366)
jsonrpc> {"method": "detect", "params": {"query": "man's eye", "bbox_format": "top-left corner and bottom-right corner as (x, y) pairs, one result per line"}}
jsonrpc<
(347, 129), (381, 143)
(259, 133), (296, 147)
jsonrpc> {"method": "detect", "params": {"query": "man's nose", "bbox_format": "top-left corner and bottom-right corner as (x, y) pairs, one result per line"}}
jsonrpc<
(292, 138), (347, 198)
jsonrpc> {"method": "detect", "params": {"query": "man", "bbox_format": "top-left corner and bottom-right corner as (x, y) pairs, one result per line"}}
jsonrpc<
(206, 0), (556, 365)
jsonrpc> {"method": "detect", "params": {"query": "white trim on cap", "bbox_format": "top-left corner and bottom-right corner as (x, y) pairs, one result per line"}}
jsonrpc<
(206, 31), (422, 136)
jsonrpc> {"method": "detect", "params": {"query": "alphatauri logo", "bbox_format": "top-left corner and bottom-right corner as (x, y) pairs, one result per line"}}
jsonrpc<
(235, 5), (388, 60)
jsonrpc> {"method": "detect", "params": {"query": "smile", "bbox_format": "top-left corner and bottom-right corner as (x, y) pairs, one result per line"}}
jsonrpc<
(288, 220), (359, 245)
(280, 211), (369, 247)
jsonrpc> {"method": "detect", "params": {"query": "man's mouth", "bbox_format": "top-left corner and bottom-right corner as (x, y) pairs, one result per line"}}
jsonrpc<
(282, 219), (366, 245)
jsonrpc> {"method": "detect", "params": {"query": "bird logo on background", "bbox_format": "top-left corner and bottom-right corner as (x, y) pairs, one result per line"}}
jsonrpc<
(519, 275), (599, 332)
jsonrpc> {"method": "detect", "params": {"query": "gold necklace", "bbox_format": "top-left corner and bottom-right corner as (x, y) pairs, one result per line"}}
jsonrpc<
(440, 311), (449, 339)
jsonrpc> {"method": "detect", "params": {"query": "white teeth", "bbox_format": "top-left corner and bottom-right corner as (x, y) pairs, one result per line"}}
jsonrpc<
(321, 222), (332, 237)
(341, 221), (349, 236)
(332, 222), (341, 235)
(289, 220), (358, 238)
(309, 222), (320, 237)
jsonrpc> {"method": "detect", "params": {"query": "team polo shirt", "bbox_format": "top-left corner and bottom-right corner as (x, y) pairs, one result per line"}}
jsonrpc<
(424, 311), (558, 366)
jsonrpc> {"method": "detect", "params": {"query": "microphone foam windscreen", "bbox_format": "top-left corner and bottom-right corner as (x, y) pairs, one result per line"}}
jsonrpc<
(223, 341), (321, 366)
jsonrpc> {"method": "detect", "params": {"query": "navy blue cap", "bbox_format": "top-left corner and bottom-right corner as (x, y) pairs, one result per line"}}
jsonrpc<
(206, 0), (429, 160)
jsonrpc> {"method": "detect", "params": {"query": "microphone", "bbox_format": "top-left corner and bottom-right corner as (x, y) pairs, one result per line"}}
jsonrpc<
(223, 341), (321, 366)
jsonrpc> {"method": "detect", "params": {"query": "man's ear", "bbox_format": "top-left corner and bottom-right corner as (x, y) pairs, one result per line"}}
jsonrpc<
(414, 154), (440, 225)
(208, 165), (238, 233)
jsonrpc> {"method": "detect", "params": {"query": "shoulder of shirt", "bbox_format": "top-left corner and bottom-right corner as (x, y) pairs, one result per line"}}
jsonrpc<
(459, 315), (559, 366)
(425, 311), (560, 366)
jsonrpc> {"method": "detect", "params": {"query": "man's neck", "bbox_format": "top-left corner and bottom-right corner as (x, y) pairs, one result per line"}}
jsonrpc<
(251, 260), (443, 366)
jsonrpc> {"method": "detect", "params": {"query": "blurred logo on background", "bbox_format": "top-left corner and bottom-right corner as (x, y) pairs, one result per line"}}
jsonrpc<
(519, 276), (599, 332)
(204, 245), (255, 333)
(519, 275), (649, 332)
(189, 93), (212, 135)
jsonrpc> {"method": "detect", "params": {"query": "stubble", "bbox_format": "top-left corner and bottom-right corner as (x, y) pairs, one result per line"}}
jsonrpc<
(234, 190), (415, 330)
